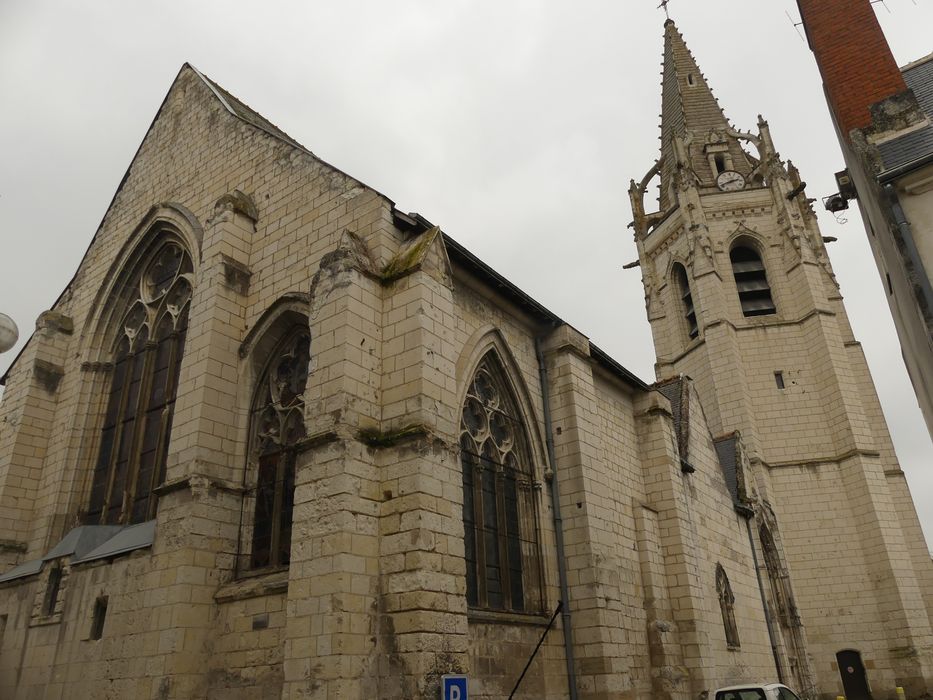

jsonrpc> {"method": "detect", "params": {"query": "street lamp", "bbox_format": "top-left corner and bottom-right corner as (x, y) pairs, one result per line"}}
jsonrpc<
(0, 313), (18, 354)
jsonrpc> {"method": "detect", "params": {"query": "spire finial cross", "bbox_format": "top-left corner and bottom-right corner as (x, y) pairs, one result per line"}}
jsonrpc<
(658, 0), (671, 19)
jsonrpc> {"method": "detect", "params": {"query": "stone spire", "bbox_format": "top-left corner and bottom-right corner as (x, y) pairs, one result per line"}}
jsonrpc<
(658, 19), (752, 209)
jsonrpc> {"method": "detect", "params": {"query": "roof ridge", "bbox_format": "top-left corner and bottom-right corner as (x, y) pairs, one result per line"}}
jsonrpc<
(187, 64), (313, 155)
(901, 50), (933, 74)
(182, 63), (396, 206)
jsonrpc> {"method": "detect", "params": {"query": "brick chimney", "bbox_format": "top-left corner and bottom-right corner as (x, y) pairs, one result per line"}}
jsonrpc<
(797, 0), (907, 139)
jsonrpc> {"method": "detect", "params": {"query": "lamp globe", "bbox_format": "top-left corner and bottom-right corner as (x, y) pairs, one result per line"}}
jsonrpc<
(0, 313), (19, 354)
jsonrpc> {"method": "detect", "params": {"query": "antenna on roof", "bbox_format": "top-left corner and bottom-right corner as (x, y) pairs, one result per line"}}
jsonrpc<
(785, 10), (805, 41)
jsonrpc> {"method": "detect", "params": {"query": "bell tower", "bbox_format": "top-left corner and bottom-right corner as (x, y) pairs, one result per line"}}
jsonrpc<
(629, 19), (933, 697)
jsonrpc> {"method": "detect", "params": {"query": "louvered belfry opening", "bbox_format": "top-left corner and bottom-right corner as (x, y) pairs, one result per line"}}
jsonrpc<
(674, 263), (698, 339)
(460, 354), (542, 614)
(730, 245), (776, 317)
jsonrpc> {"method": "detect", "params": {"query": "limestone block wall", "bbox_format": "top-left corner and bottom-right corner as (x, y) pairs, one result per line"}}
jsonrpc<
(0, 338), (44, 567)
(467, 618), (568, 698)
(640, 168), (933, 698)
(631, 380), (776, 696)
(0, 63), (404, 700)
(209, 588), (287, 700)
(444, 274), (780, 698)
(0, 63), (397, 560)
(449, 281), (569, 698)
(0, 550), (182, 700)
(674, 386), (775, 687)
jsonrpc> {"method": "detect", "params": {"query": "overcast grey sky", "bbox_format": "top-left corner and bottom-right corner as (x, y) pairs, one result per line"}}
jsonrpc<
(1, 0), (930, 544)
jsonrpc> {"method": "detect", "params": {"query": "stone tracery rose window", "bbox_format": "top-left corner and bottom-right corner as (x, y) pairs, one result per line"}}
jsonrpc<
(88, 241), (193, 525)
(248, 328), (310, 570)
(460, 355), (541, 613)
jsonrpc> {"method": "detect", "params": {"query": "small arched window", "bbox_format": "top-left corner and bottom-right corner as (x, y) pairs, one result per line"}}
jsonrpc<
(460, 354), (541, 613)
(730, 244), (775, 317)
(43, 564), (63, 616)
(87, 241), (192, 525)
(247, 328), (310, 571)
(673, 263), (698, 340)
(716, 563), (740, 649)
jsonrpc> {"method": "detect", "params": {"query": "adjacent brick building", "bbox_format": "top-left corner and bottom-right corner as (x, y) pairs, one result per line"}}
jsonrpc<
(0, 20), (930, 700)
(797, 0), (933, 437)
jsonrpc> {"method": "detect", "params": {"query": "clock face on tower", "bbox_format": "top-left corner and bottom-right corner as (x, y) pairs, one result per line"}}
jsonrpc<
(716, 170), (746, 191)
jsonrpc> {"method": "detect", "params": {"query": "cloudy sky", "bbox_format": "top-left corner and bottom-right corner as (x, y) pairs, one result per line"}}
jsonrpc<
(1, 0), (931, 544)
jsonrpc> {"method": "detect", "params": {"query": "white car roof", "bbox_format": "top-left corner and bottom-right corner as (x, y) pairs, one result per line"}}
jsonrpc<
(715, 683), (788, 691)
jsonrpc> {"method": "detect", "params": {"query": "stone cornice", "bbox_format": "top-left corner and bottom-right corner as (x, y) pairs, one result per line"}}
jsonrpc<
(154, 473), (246, 497)
(752, 448), (882, 470)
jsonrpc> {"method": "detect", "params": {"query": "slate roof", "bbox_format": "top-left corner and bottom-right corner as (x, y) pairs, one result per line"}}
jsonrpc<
(42, 525), (123, 561)
(656, 377), (690, 465)
(877, 53), (933, 177)
(0, 559), (42, 585)
(72, 520), (156, 564)
(0, 522), (156, 583)
(713, 435), (740, 505)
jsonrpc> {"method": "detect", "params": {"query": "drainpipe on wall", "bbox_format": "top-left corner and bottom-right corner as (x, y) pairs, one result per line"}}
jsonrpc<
(535, 336), (579, 700)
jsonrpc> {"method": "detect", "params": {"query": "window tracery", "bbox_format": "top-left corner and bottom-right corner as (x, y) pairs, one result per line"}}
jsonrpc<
(460, 355), (541, 613)
(760, 524), (799, 628)
(87, 241), (192, 525)
(247, 328), (310, 571)
(717, 563), (741, 649)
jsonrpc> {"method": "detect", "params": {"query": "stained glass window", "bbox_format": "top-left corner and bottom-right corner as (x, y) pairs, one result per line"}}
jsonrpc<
(248, 329), (310, 570)
(88, 242), (192, 525)
(460, 355), (540, 613)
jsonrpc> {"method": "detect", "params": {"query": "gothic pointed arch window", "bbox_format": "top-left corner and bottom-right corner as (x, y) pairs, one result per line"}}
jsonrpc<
(716, 563), (740, 649)
(673, 263), (698, 340)
(730, 243), (775, 317)
(760, 523), (798, 628)
(87, 241), (193, 525)
(246, 328), (310, 571)
(460, 353), (542, 613)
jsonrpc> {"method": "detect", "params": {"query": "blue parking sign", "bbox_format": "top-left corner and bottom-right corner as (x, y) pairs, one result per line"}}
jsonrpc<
(441, 674), (468, 700)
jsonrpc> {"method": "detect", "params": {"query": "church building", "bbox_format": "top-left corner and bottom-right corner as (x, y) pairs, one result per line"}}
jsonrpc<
(0, 19), (930, 700)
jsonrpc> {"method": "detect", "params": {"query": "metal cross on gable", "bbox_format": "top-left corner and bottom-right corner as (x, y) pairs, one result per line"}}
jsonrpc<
(658, 0), (672, 19)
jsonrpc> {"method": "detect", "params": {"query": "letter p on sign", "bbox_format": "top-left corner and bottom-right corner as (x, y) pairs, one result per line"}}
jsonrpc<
(441, 675), (468, 700)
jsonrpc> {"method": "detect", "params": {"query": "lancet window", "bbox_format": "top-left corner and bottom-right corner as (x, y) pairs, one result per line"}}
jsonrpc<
(760, 524), (798, 628)
(717, 563), (741, 649)
(730, 244), (775, 317)
(460, 355), (541, 613)
(87, 242), (192, 525)
(673, 263), (698, 340)
(247, 328), (310, 571)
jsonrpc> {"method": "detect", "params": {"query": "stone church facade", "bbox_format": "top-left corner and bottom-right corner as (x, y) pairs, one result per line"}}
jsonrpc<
(0, 20), (930, 700)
